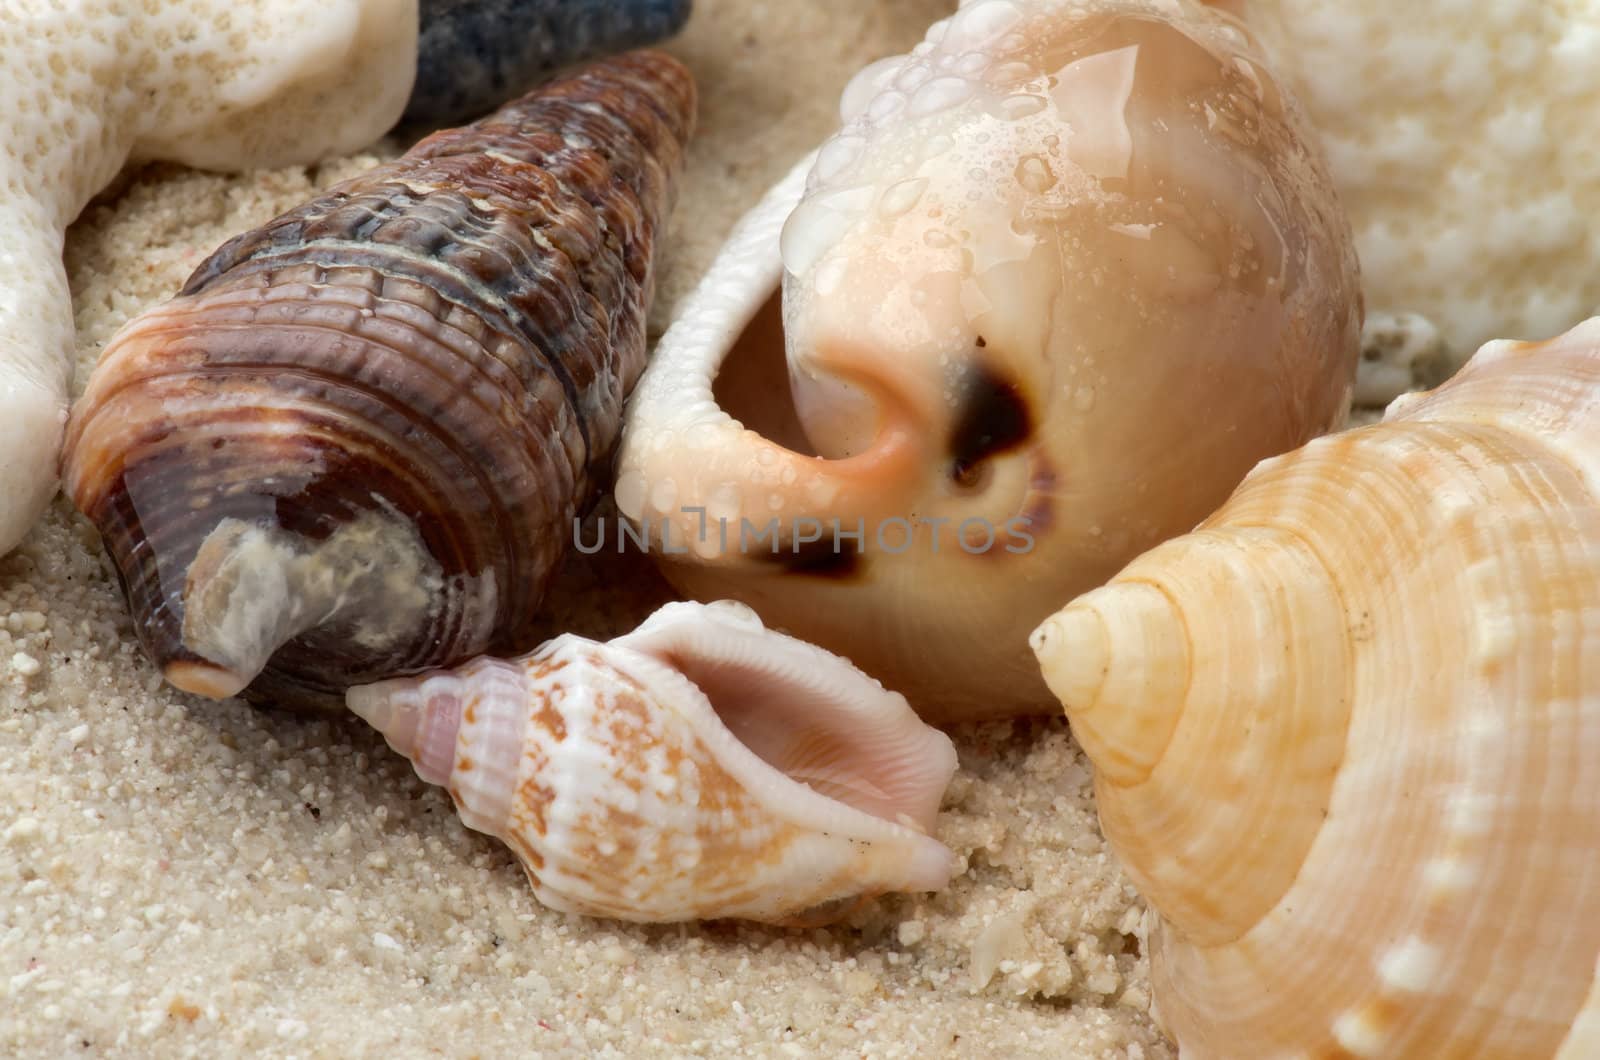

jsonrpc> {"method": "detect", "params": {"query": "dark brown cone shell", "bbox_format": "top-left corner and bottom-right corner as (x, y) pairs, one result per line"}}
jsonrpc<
(62, 51), (696, 708)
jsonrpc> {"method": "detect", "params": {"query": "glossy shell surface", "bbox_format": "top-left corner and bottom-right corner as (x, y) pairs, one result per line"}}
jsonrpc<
(1033, 318), (1600, 1058)
(348, 600), (961, 923)
(63, 52), (696, 707)
(617, 0), (1361, 722)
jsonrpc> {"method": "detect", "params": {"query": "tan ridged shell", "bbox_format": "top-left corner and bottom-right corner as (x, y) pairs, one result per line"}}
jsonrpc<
(61, 52), (695, 708)
(1031, 319), (1600, 1057)
(615, 0), (1360, 723)
(347, 600), (960, 923)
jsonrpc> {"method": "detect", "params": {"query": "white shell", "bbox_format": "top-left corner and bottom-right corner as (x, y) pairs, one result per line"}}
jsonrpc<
(0, 0), (415, 554)
(348, 601), (960, 923)
(1032, 318), (1600, 1057)
(616, 0), (1361, 722)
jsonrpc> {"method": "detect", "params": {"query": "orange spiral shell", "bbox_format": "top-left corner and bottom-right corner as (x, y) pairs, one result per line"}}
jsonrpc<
(63, 51), (696, 708)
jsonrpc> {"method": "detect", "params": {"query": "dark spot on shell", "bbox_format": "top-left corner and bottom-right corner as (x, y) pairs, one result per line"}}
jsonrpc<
(516, 778), (557, 837)
(755, 536), (861, 579)
(949, 361), (1031, 483)
(530, 689), (568, 741)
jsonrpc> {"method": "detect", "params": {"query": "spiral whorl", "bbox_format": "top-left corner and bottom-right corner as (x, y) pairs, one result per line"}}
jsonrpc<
(63, 51), (695, 708)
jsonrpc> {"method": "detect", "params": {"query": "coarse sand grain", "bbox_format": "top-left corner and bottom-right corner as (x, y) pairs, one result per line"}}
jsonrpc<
(2, 1), (1174, 1056)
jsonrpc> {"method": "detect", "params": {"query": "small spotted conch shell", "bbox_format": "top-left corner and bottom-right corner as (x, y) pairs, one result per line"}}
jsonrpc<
(615, 0), (1361, 723)
(62, 53), (695, 708)
(1031, 318), (1600, 1057)
(347, 600), (961, 924)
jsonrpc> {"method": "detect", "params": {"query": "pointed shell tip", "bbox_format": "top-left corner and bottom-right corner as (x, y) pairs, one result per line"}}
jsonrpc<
(1032, 604), (1108, 716)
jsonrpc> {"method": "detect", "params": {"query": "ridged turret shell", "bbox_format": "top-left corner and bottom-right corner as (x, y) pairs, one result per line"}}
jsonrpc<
(348, 600), (961, 923)
(615, 0), (1361, 723)
(62, 52), (695, 708)
(1031, 318), (1600, 1057)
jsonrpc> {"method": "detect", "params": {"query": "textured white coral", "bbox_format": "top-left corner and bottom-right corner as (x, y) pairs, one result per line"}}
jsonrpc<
(1245, 0), (1600, 360)
(0, 0), (415, 554)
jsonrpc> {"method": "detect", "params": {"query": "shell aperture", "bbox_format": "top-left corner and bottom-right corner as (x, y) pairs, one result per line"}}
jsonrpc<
(62, 52), (696, 708)
(1032, 319), (1600, 1058)
(617, 0), (1361, 722)
(348, 600), (961, 924)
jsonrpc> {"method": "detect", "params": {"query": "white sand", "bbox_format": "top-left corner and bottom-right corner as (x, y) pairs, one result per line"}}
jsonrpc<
(1, 1), (1173, 1056)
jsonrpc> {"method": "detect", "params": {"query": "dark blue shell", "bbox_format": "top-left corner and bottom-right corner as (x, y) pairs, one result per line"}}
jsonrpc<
(406, 0), (693, 127)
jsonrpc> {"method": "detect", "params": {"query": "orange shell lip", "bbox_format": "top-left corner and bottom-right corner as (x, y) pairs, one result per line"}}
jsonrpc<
(163, 659), (251, 700)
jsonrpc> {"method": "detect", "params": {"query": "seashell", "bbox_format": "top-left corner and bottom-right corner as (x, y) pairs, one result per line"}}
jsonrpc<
(62, 52), (696, 708)
(406, 0), (695, 127)
(615, 0), (1361, 723)
(1030, 318), (1600, 1057)
(347, 599), (961, 924)
(1238, 0), (1600, 360)
(0, 0), (419, 559)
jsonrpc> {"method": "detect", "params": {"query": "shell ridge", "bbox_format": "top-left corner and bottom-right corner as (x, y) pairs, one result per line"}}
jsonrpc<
(1041, 326), (1600, 1054)
(64, 52), (694, 703)
(176, 235), (595, 444)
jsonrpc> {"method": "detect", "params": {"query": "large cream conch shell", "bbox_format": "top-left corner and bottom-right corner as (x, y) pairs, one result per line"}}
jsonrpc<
(348, 600), (960, 924)
(1031, 318), (1600, 1057)
(616, 0), (1361, 723)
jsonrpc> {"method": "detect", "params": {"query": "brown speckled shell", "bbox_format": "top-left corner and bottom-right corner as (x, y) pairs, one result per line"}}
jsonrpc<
(62, 51), (695, 708)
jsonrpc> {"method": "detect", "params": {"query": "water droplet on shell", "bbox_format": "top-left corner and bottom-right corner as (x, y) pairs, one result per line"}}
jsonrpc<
(815, 135), (866, 183)
(614, 470), (648, 520)
(894, 61), (932, 94)
(867, 91), (907, 122)
(839, 56), (904, 122)
(996, 94), (1048, 121)
(650, 477), (679, 513)
(956, 52), (990, 78)
(781, 185), (875, 277)
(880, 178), (929, 219)
(910, 76), (974, 117)
(814, 256), (848, 296)
(1014, 154), (1057, 194)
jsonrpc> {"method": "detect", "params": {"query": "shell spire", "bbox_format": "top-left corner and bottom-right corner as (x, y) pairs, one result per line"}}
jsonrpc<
(62, 52), (696, 707)
(348, 601), (961, 923)
(1031, 318), (1600, 1057)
